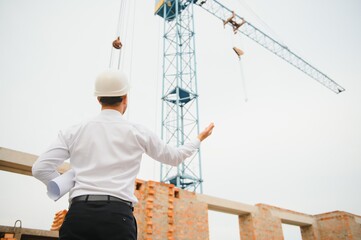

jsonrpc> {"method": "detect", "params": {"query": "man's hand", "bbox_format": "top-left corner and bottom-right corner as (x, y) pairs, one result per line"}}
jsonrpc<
(198, 123), (215, 142)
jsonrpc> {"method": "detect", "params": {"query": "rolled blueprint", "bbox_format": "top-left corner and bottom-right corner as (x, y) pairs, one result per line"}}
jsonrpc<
(47, 169), (75, 201)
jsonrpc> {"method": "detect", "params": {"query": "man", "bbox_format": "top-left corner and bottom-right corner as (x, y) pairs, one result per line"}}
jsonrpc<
(32, 69), (214, 240)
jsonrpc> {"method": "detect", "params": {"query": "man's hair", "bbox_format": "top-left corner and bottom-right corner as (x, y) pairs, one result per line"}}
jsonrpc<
(98, 96), (123, 106)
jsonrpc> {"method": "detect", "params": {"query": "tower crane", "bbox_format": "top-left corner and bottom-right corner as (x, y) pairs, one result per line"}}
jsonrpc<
(153, 0), (345, 193)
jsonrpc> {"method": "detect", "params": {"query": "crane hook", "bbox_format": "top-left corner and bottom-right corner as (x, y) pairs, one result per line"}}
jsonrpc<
(233, 47), (244, 57)
(112, 36), (123, 49)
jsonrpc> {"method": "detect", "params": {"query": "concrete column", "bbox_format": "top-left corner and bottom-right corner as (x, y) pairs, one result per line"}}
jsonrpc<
(239, 213), (256, 240)
(251, 204), (284, 240)
(301, 225), (320, 240)
(174, 188), (209, 240)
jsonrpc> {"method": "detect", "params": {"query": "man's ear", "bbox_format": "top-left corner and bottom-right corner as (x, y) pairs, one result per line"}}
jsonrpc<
(122, 95), (128, 104)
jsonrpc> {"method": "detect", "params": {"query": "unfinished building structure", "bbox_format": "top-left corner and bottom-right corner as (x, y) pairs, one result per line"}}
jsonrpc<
(1, 147), (361, 240)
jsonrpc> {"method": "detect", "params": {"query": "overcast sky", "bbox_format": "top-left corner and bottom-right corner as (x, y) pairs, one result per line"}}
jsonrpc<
(1, 0), (360, 239)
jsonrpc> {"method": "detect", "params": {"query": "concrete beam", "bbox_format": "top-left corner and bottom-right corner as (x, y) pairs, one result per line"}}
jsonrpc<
(271, 209), (315, 227)
(0, 147), (38, 176)
(0, 225), (58, 239)
(0, 147), (70, 176)
(197, 194), (257, 215)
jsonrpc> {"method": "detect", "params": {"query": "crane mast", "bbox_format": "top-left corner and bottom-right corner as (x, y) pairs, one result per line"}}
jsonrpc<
(155, 0), (203, 192)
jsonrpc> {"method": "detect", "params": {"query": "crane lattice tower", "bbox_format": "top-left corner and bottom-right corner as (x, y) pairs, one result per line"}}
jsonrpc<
(155, 0), (203, 192)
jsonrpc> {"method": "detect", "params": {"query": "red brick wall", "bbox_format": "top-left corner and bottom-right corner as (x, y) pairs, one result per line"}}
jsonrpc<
(133, 181), (361, 240)
(173, 188), (209, 240)
(133, 180), (361, 240)
(315, 211), (361, 240)
(133, 180), (209, 240)
(239, 213), (256, 240)
(251, 204), (284, 240)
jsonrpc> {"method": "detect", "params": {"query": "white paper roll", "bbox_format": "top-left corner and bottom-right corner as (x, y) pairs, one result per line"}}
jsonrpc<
(47, 169), (75, 201)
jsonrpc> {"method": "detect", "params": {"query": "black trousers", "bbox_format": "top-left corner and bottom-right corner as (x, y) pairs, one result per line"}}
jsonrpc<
(59, 201), (137, 240)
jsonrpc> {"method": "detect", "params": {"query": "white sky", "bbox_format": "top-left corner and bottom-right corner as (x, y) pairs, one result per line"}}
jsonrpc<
(1, 0), (360, 239)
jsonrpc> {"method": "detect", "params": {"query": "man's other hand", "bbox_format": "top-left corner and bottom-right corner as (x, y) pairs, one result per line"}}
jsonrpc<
(198, 123), (215, 142)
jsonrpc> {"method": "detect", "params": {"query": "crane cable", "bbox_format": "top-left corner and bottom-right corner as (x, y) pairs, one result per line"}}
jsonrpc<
(109, 0), (127, 70)
(153, 15), (164, 180)
(125, 1), (136, 122)
(236, 51), (248, 102)
(108, 0), (136, 121)
(226, 22), (248, 102)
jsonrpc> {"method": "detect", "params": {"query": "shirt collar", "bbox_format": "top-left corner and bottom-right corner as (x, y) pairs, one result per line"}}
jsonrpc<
(100, 109), (123, 118)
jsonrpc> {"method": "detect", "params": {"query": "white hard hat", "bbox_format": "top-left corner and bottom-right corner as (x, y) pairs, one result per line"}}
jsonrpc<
(94, 70), (129, 97)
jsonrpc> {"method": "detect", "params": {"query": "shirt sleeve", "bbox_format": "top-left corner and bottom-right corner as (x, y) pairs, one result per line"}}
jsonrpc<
(138, 126), (201, 166)
(32, 130), (70, 186)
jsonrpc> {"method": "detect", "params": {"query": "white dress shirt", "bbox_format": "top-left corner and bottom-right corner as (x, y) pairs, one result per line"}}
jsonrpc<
(32, 109), (200, 204)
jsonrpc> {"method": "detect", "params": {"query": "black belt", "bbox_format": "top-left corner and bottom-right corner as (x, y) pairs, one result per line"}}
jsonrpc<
(71, 195), (133, 208)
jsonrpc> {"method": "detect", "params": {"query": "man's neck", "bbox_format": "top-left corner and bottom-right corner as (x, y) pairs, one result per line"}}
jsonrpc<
(102, 106), (123, 114)
(101, 106), (123, 114)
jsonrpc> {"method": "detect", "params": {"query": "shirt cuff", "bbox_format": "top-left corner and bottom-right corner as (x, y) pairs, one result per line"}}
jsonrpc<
(191, 138), (201, 149)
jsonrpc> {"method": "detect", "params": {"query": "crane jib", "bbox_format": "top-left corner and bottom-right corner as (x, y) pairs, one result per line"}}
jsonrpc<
(195, 0), (345, 94)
